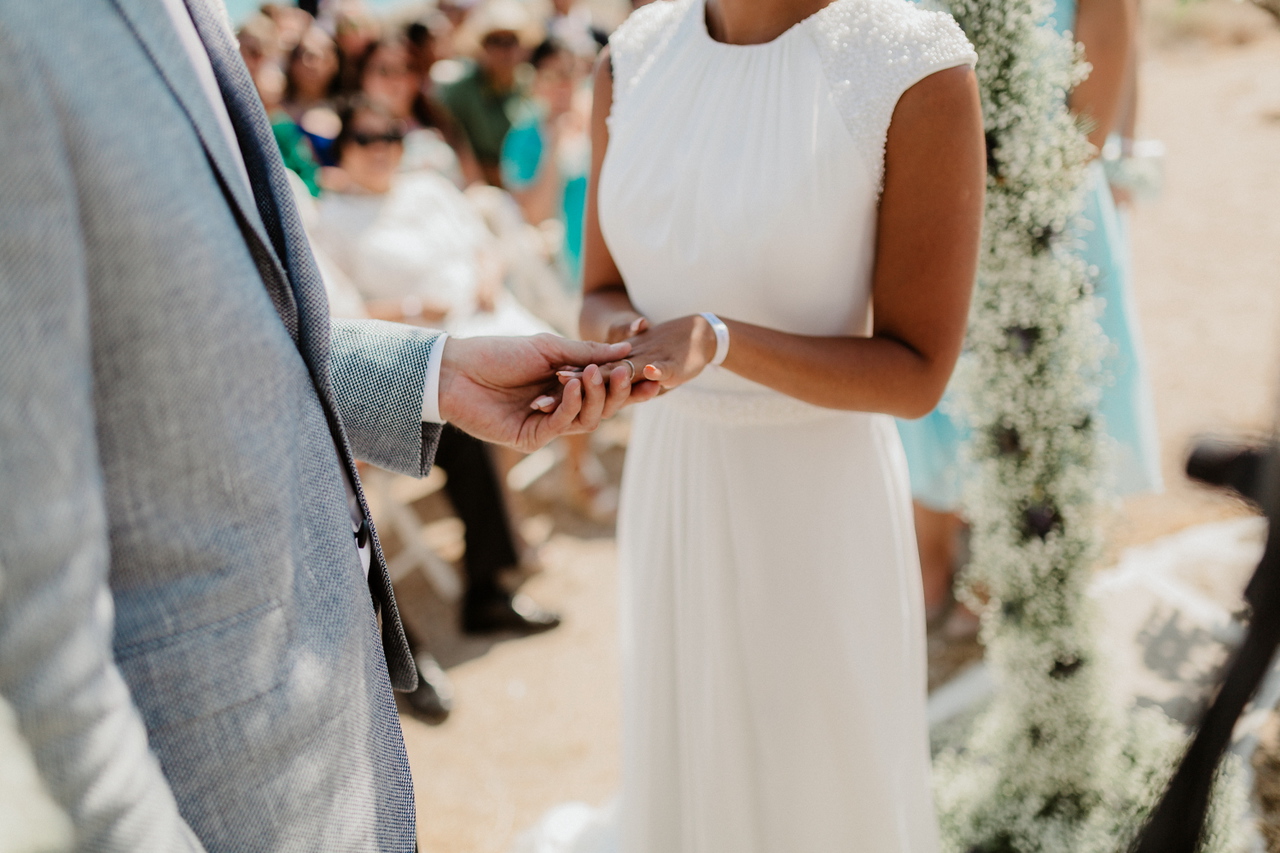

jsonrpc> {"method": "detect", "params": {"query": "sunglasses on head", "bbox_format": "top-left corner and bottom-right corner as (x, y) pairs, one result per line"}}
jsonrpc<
(352, 129), (406, 146)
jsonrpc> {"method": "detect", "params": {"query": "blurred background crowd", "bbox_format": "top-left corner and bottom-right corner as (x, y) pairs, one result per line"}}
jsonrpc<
(231, 0), (651, 723)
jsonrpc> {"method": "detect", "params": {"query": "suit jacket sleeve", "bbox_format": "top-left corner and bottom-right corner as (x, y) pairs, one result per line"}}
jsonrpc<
(0, 26), (206, 853)
(328, 318), (444, 477)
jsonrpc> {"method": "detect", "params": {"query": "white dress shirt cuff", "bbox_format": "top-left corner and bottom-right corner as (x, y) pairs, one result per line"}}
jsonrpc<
(421, 332), (449, 424)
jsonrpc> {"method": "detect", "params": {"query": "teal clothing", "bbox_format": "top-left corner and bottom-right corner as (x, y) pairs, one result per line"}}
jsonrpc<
(896, 0), (1163, 508)
(500, 119), (589, 286)
(269, 113), (321, 198)
(1050, 0), (1077, 32)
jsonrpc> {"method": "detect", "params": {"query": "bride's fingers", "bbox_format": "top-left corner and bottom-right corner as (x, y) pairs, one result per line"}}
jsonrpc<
(628, 379), (663, 405)
(606, 315), (649, 343)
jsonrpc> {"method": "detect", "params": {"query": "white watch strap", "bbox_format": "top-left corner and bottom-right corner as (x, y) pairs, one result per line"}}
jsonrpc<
(700, 312), (730, 367)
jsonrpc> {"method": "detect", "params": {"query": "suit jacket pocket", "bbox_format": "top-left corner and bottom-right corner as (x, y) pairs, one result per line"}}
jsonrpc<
(114, 600), (290, 732)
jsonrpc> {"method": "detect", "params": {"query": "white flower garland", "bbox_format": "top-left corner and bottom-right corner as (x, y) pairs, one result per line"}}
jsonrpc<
(931, 0), (1248, 849)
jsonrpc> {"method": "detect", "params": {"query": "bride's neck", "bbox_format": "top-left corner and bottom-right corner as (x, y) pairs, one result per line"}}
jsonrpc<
(703, 0), (834, 45)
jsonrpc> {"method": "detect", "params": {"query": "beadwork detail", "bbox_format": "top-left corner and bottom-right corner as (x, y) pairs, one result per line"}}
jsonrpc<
(607, 0), (694, 124)
(607, 0), (974, 190)
(806, 0), (976, 189)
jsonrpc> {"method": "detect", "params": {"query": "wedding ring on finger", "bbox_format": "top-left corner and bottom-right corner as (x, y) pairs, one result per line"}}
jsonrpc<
(621, 359), (636, 383)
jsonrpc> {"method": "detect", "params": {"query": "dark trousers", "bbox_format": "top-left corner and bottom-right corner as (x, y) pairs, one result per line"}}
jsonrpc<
(431, 424), (520, 598)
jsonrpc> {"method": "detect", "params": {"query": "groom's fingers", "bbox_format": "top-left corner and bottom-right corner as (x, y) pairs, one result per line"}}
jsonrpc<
(575, 364), (607, 431)
(543, 377), (584, 436)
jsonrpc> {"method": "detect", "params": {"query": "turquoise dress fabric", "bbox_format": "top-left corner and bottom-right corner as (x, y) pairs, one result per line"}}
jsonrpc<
(896, 0), (1163, 509)
(500, 118), (589, 286)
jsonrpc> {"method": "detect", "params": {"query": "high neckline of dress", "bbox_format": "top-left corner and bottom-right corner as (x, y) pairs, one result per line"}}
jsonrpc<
(696, 0), (843, 49)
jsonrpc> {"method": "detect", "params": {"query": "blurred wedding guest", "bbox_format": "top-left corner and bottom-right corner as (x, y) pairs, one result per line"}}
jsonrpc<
(360, 32), (483, 184)
(545, 0), (607, 57)
(237, 12), (280, 85)
(501, 37), (590, 287)
(440, 0), (542, 186)
(283, 24), (340, 118)
(284, 25), (343, 166)
(406, 10), (457, 68)
(439, 0), (479, 30)
(259, 3), (313, 54)
(239, 16), (324, 196)
(334, 3), (382, 92)
(313, 98), (562, 636)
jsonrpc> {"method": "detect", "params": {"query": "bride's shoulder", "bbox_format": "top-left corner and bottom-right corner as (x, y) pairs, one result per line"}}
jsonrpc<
(607, 0), (697, 109)
(805, 0), (976, 184)
(805, 0), (975, 78)
(608, 2), (695, 69)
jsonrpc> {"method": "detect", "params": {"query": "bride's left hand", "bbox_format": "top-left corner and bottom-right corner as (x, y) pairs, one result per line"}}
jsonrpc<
(619, 314), (720, 391)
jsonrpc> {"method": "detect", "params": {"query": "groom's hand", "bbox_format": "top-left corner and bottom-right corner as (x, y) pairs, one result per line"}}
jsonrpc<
(437, 335), (649, 452)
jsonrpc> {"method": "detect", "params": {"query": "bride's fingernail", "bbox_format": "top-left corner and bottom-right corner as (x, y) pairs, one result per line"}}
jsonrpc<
(531, 396), (556, 410)
(644, 364), (661, 379)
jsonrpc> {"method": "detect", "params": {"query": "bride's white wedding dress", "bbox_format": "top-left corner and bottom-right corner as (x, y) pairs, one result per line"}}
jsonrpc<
(518, 1), (974, 850)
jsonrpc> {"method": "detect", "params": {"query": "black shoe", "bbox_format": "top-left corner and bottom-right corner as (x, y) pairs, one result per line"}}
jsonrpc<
(405, 652), (453, 725)
(461, 592), (562, 636)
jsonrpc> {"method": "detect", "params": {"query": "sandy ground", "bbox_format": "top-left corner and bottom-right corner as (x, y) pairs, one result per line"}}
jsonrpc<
(388, 10), (1280, 851)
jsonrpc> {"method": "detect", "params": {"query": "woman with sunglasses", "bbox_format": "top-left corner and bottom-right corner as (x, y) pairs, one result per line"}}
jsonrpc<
(358, 33), (484, 186)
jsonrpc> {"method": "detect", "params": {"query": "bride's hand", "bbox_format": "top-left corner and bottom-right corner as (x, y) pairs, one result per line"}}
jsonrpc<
(619, 314), (719, 391)
(603, 312), (649, 344)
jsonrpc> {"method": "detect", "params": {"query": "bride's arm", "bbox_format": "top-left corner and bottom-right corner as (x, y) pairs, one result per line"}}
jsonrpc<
(600, 64), (985, 420)
(580, 49), (652, 346)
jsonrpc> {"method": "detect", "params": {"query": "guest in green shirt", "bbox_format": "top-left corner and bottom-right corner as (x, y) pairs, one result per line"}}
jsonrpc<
(441, 0), (542, 186)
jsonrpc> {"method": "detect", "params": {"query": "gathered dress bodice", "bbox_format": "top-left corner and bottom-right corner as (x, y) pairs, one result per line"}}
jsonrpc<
(598, 0), (974, 407)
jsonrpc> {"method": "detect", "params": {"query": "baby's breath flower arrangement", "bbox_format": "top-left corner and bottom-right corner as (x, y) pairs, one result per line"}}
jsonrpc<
(930, 0), (1248, 849)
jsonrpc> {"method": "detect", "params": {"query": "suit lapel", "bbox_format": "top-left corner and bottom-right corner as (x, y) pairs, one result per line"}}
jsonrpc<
(106, 0), (417, 691)
(108, 0), (292, 304)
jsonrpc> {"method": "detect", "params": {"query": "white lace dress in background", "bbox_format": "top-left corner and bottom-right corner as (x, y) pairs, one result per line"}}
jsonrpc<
(519, 1), (975, 850)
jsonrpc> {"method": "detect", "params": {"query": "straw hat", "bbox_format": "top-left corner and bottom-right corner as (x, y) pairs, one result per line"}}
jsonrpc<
(457, 0), (545, 52)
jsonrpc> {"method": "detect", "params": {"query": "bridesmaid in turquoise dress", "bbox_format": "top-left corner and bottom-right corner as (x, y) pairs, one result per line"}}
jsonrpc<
(900, 0), (1163, 619)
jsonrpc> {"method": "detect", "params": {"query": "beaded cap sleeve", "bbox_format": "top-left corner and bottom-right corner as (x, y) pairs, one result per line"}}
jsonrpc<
(606, 0), (694, 126)
(806, 0), (977, 187)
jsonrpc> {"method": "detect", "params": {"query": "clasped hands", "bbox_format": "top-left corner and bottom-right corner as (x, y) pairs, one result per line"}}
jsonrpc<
(436, 313), (717, 453)
(551, 311), (718, 401)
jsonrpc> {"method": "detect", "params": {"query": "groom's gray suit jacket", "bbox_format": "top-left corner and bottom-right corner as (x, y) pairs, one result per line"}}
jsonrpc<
(0, 0), (443, 850)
